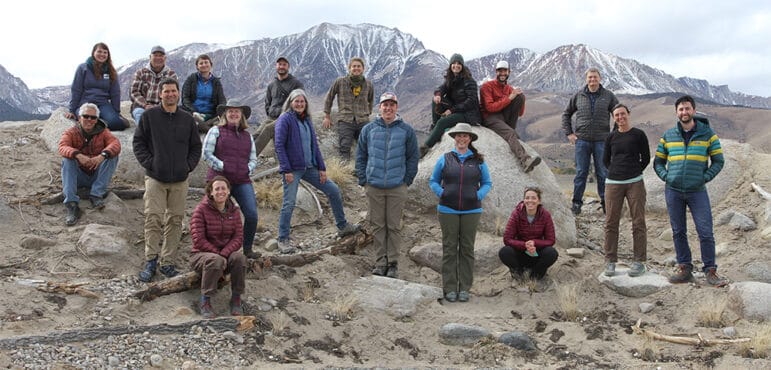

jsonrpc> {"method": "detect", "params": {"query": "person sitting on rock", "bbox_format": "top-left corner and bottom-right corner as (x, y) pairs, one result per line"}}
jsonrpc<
(498, 187), (558, 289)
(190, 176), (247, 318)
(180, 54), (226, 133)
(58, 102), (121, 226)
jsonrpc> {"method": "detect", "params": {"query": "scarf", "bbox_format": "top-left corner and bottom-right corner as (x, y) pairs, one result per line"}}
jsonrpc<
(86, 56), (108, 79)
(349, 75), (364, 97)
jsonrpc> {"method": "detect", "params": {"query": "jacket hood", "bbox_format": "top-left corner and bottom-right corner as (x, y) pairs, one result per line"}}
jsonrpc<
(80, 118), (107, 138)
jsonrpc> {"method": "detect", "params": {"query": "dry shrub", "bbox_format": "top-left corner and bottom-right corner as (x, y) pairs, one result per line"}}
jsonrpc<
(327, 294), (358, 321)
(520, 270), (538, 293)
(269, 311), (291, 335)
(638, 336), (658, 362)
(254, 177), (283, 209)
(739, 324), (771, 359)
(556, 283), (580, 321)
(299, 282), (316, 302)
(696, 298), (727, 328)
(323, 157), (356, 188)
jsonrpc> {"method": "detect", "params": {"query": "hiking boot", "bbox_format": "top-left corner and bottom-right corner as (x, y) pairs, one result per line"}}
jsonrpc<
(600, 200), (606, 215)
(386, 264), (398, 279)
(230, 296), (243, 316)
(138, 258), (158, 282)
(372, 265), (388, 276)
(419, 144), (429, 158)
(64, 202), (81, 226)
(337, 222), (361, 238)
(705, 267), (728, 287)
(243, 249), (262, 259)
(669, 264), (695, 284)
(458, 291), (470, 302)
(604, 262), (616, 277)
(522, 156), (542, 173)
(90, 195), (105, 210)
(628, 262), (646, 277)
(444, 291), (458, 302)
(277, 239), (296, 254)
(200, 299), (216, 319)
(571, 204), (581, 216)
(159, 264), (180, 278)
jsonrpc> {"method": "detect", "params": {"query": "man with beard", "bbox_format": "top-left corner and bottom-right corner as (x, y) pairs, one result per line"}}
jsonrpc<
(254, 56), (305, 156)
(480, 60), (540, 173)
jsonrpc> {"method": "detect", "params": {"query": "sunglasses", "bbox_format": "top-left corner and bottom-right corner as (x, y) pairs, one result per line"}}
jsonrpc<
(81, 114), (98, 120)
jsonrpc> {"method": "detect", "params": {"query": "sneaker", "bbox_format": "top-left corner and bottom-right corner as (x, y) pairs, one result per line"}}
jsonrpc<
(230, 296), (243, 316)
(571, 204), (581, 216)
(604, 262), (616, 277)
(668, 264), (695, 284)
(277, 239), (296, 254)
(138, 258), (158, 282)
(444, 291), (458, 302)
(628, 262), (646, 277)
(243, 250), (262, 259)
(338, 223), (361, 238)
(89, 195), (105, 210)
(600, 200), (606, 215)
(522, 156), (542, 173)
(458, 291), (470, 302)
(705, 267), (728, 287)
(386, 264), (398, 278)
(64, 202), (81, 226)
(159, 264), (180, 278)
(372, 265), (387, 276)
(200, 299), (216, 319)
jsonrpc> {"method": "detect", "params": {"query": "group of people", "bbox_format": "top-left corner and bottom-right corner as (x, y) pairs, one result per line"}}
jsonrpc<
(58, 43), (728, 319)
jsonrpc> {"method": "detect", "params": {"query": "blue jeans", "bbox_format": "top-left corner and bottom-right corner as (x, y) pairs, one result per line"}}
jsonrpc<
(278, 167), (347, 241)
(62, 156), (119, 203)
(665, 188), (716, 271)
(572, 139), (607, 206)
(98, 104), (127, 131)
(132, 107), (145, 127)
(230, 182), (258, 252)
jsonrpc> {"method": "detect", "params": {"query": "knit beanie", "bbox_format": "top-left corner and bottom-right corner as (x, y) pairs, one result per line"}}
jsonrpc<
(449, 53), (464, 66)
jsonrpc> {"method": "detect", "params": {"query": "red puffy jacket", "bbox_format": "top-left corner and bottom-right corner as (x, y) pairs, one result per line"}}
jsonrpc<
(190, 198), (243, 258)
(503, 201), (556, 251)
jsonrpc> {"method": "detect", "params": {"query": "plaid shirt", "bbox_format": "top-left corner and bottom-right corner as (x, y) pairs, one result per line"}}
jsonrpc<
(323, 76), (373, 124)
(130, 64), (177, 111)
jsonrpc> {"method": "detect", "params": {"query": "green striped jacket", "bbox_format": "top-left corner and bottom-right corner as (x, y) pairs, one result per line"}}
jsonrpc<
(653, 118), (724, 193)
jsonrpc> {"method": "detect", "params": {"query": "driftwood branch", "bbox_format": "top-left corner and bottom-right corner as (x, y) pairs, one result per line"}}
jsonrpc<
(36, 281), (100, 299)
(251, 166), (280, 181)
(0, 316), (254, 350)
(751, 182), (771, 201)
(631, 319), (750, 346)
(299, 180), (323, 216)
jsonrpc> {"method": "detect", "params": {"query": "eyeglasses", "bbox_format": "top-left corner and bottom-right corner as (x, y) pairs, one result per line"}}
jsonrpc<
(81, 114), (98, 120)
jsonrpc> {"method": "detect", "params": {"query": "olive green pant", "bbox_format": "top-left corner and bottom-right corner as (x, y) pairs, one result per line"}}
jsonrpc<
(439, 212), (481, 293)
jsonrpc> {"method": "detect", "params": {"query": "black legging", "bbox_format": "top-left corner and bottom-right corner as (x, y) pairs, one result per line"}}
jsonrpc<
(498, 246), (559, 279)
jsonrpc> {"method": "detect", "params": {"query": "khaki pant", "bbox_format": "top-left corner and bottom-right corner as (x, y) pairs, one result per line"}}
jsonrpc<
(189, 252), (246, 297)
(483, 95), (529, 163)
(143, 176), (188, 265)
(366, 184), (407, 267)
(253, 119), (276, 157)
(604, 180), (647, 262)
(438, 212), (481, 293)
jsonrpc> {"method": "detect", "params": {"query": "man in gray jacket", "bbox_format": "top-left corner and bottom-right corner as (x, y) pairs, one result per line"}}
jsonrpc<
(356, 92), (419, 278)
(562, 68), (619, 215)
(254, 56), (304, 156)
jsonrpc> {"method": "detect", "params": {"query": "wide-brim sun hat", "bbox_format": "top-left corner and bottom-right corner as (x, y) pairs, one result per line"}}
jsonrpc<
(216, 99), (251, 119)
(447, 122), (478, 141)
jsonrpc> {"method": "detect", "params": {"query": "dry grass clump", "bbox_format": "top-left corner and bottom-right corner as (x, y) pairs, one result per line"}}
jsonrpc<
(254, 178), (283, 209)
(521, 271), (538, 293)
(638, 336), (658, 362)
(299, 281), (316, 302)
(555, 283), (580, 321)
(324, 157), (356, 188)
(327, 294), (358, 322)
(738, 324), (771, 359)
(494, 215), (506, 236)
(268, 311), (291, 335)
(696, 298), (727, 327)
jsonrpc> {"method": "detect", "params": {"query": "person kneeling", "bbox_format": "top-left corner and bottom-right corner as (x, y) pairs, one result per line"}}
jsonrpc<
(189, 176), (247, 318)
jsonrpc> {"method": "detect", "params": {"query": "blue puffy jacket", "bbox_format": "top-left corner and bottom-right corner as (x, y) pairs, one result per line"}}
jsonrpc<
(355, 115), (419, 189)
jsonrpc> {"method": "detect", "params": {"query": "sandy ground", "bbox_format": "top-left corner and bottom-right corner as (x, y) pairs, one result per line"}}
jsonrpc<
(0, 119), (770, 368)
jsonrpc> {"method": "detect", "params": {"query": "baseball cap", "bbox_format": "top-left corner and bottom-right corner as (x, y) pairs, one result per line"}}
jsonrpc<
(150, 46), (166, 55)
(379, 92), (398, 104)
(276, 56), (289, 64)
(495, 60), (509, 70)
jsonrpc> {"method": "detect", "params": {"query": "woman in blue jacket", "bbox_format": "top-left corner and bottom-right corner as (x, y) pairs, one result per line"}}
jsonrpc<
(430, 123), (492, 303)
(65, 42), (127, 131)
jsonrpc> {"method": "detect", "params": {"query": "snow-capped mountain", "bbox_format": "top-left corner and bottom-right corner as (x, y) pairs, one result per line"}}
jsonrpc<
(0, 64), (51, 119)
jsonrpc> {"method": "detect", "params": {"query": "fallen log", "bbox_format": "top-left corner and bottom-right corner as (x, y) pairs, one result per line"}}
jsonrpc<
(0, 316), (254, 350)
(631, 319), (750, 346)
(36, 281), (100, 299)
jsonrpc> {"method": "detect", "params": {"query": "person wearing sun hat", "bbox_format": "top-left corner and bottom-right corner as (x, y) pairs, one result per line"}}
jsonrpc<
(429, 123), (492, 302)
(356, 92), (419, 279)
(202, 99), (260, 259)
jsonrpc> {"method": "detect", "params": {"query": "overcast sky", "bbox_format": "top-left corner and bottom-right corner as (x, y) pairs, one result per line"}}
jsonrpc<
(4, 0), (770, 96)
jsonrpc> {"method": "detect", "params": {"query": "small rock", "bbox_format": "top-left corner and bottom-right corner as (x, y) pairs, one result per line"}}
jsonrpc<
(108, 356), (119, 366)
(729, 212), (756, 231)
(264, 239), (278, 251)
(222, 330), (245, 344)
(723, 327), (737, 337)
(498, 331), (536, 351)
(20, 236), (57, 250)
(639, 303), (655, 313)
(663, 256), (677, 267)
(715, 242), (729, 257)
(257, 303), (273, 312)
(149, 354), (163, 367)
(438, 323), (491, 346)
(181, 360), (198, 369)
(746, 262), (771, 283)
(715, 210), (735, 226)
(658, 229), (673, 241)
(566, 248), (585, 258)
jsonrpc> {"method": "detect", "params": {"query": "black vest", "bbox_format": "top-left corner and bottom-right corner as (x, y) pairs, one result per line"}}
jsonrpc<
(439, 152), (482, 211)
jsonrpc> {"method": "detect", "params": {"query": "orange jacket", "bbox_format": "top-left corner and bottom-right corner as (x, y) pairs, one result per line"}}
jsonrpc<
(480, 79), (526, 119)
(58, 120), (121, 173)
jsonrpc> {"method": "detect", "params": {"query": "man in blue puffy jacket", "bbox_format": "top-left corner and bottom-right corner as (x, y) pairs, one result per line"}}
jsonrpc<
(355, 92), (419, 278)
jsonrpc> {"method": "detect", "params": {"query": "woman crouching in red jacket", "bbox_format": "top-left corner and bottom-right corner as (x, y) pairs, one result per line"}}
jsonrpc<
(498, 187), (558, 288)
(189, 176), (247, 318)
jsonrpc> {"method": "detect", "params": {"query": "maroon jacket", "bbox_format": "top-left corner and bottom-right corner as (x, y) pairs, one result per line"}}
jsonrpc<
(503, 201), (556, 251)
(190, 198), (243, 258)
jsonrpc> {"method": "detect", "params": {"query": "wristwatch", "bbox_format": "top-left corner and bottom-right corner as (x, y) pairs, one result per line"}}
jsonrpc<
(101, 152), (109, 159)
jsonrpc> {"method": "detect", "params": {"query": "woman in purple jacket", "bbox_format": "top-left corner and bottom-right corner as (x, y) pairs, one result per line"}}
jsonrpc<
(65, 42), (127, 131)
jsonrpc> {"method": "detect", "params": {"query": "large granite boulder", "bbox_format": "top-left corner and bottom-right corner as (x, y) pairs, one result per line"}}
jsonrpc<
(352, 275), (442, 318)
(410, 126), (576, 249)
